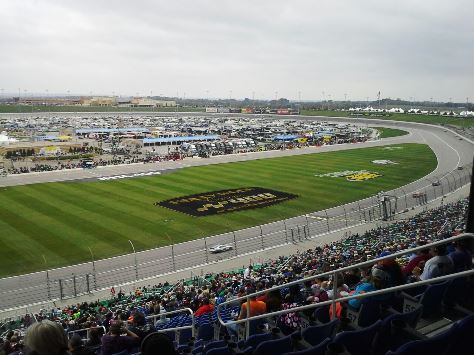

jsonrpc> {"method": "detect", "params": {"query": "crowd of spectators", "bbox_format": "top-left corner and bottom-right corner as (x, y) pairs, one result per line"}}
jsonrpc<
(0, 198), (471, 354)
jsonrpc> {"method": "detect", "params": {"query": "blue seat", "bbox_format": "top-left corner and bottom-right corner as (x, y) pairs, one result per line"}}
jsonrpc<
(238, 332), (272, 350)
(178, 327), (193, 344)
(443, 277), (468, 308)
(206, 346), (232, 355)
(447, 314), (474, 355)
(355, 299), (382, 327)
(283, 337), (331, 355)
(333, 319), (382, 355)
(197, 323), (214, 341)
(313, 305), (330, 324)
(403, 280), (450, 318)
(302, 319), (339, 346)
(204, 340), (226, 353)
(111, 350), (128, 355)
(255, 334), (293, 355)
(386, 323), (457, 355)
(373, 305), (423, 354)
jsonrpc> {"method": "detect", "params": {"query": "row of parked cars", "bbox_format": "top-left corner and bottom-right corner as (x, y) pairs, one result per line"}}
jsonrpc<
(180, 139), (257, 157)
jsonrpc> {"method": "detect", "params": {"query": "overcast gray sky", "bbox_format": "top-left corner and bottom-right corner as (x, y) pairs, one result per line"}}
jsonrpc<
(0, 0), (472, 102)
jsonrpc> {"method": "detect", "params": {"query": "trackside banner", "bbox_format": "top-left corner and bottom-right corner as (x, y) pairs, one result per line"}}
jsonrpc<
(157, 187), (298, 216)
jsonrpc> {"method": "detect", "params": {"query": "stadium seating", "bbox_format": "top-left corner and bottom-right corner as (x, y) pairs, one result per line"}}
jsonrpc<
(301, 318), (339, 346)
(333, 320), (382, 355)
(0, 199), (471, 355)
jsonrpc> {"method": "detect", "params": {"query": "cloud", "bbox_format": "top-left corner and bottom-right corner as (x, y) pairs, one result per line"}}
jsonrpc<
(0, 0), (472, 101)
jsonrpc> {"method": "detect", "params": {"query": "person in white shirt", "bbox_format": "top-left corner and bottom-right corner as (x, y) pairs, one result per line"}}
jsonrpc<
(243, 265), (253, 279)
(413, 244), (454, 280)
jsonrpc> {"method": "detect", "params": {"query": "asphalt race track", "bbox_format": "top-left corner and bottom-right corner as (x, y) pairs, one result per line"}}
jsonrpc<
(0, 114), (472, 311)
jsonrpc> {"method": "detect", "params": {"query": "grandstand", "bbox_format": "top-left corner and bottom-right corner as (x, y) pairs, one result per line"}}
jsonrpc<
(1, 193), (473, 354)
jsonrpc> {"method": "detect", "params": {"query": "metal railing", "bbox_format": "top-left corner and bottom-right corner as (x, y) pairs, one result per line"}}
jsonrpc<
(216, 233), (474, 339)
(146, 307), (195, 338)
(0, 162), (471, 312)
(68, 325), (106, 341)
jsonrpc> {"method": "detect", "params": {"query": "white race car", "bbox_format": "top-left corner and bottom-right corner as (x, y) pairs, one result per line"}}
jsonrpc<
(209, 244), (233, 254)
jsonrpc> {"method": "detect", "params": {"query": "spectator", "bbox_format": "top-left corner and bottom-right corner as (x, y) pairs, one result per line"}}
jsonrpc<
(23, 320), (69, 355)
(194, 298), (214, 317)
(448, 240), (472, 272)
(413, 245), (454, 280)
(100, 321), (139, 355)
(402, 244), (431, 276)
(141, 333), (177, 355)
(69, 334), (94, 355)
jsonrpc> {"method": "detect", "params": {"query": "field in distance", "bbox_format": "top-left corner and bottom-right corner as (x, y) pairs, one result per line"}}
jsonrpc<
(0, 143), (436, 277)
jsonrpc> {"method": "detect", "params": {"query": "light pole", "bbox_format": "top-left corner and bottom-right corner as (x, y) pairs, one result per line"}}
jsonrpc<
(128, 240), (138, 282)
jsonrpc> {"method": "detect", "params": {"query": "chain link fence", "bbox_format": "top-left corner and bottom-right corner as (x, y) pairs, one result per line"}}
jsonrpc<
(0, 163), (471, 312)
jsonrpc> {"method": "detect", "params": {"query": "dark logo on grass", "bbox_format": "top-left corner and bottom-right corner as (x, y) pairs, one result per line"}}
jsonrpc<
(157, 187), (298, 216)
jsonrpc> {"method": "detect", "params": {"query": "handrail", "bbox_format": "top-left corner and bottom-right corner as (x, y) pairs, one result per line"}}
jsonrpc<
(216, 232), (474, 338)
(145, 307), (195, 337)
(68, 325), (106, 340)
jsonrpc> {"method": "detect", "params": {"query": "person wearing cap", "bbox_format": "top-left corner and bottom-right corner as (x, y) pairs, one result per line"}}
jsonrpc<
(100, 320), (139, 355)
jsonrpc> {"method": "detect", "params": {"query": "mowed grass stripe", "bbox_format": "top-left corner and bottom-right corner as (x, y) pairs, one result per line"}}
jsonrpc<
(2, 187), (132, 254)
(0, 143), (437, 276)
(31, 184), (159, 250)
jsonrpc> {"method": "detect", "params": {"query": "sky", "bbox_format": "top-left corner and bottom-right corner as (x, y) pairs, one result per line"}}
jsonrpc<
(0, 0), (473, 102)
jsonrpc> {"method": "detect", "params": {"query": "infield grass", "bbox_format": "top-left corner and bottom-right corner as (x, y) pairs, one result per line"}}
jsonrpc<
(373, 127), (409, 138)
(0, 143), (436, 276)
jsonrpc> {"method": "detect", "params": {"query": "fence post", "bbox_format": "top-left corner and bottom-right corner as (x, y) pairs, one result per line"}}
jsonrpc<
(325, 211), (330, 232)
(283, 220), (288, 244)
(259, 226), (264, 249)
(233, 231), (238, 256)
(86, 274), (90, 294)
(129, 240), (139, 282)
(343, 205), (348, 227)
(204, 237), (209, 263)
(171, 244), (176, 271)
(73, 274), (77, 297)
(46, 270), (51, 301)
(88, 247), (97, 290)
(59, 279), (64, 300)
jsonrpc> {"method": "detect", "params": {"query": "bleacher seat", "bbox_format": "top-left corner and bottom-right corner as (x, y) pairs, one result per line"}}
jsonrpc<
(402, 280), (450, 318)
(255, 334), (293, 355)
(283, 338), (331, 355)
(238, 332), (272, 351)
(302, 318), (339, 346)
(446, 314), (474, 355)
(373, 305), (424, 354)
(347, 299), (381, 328)
(206, 346), (232, 355)
(386, 322), (457, 355)
(333, 319), (382, 355)
(197, 323), (214, 342)
(313, 305), (330, 324)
